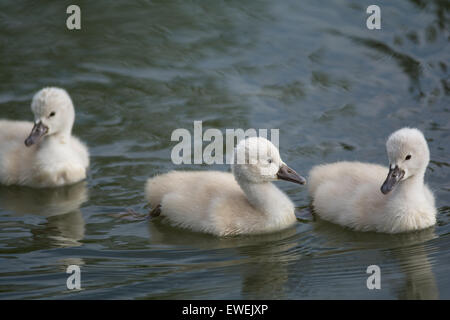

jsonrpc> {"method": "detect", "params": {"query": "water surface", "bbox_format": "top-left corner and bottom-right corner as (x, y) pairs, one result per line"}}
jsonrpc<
(0, 0), (449, 299)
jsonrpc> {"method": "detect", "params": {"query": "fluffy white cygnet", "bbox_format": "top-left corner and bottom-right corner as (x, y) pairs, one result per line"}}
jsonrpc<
(0, 87), (89, 188)
(145, 137), (306, 236)
(308, 128), (437, 233)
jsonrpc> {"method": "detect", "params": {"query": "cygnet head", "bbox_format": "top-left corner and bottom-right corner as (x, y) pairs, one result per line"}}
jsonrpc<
(25, 87), (75, 147)
(381, 127), (430, 194)
(231, 136), (306, 185)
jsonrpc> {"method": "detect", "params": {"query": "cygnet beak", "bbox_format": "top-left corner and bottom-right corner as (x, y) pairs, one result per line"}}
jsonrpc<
(380, 165), (405, 194)
(24, 121), (48, 147)
(277, 164), (306, 185)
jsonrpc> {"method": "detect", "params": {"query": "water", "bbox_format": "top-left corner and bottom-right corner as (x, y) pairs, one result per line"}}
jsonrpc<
(0, 0), (449, 299)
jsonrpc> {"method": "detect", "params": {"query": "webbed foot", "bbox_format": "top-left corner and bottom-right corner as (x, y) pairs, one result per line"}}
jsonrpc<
(149, 204), (162, 218)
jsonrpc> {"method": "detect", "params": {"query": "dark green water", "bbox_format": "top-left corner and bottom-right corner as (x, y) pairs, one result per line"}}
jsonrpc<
(0, 0), (449, 299)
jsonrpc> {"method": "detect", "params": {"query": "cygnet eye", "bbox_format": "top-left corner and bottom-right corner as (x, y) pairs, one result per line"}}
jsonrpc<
(267, 159), (272, 164)
(405, 155), (411, 160)
(49, 112), (56, 118)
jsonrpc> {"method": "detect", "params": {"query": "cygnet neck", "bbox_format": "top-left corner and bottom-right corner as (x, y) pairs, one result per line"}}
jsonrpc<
(235, 175), (288, 217)
(393, 168), (426, 199)
(43, 129), (72, 146)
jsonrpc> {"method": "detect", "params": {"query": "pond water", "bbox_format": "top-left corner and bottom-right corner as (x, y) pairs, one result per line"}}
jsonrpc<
(0, 0), (449, 299)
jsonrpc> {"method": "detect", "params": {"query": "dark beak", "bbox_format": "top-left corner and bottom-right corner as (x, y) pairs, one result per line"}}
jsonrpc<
(277, 164), (306, 185)
(380, 166), (405, 194)
(24, 122), (48, 147)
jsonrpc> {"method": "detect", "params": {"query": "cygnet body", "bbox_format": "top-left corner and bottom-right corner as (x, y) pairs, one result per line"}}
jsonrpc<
(145, 137), (306, 236)
(0, 87), (89, 188)
(308, 128), (436, 233)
